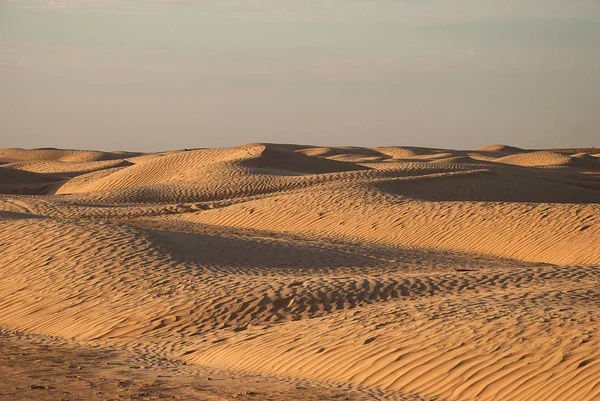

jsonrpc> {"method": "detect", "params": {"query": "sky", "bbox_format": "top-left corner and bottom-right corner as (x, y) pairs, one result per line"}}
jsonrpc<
(1, 0), (599, 152)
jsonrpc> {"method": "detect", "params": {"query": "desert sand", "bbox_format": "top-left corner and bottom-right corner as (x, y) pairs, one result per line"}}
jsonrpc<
(0, 143), (599, 401)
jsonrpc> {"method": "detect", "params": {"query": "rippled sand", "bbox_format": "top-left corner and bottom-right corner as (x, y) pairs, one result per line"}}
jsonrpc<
(1, 144), (599, 400)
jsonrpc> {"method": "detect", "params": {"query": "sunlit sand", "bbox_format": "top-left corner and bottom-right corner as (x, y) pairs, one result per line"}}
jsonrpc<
(1, 144), (599, 400)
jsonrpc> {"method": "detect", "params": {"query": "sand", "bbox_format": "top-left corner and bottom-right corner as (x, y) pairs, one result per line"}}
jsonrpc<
(0, 144), (599, 401)
(0, 328), (358, 401)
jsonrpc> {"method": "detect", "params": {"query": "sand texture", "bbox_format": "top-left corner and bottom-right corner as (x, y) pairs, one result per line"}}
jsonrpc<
(0, 144), (599, 400)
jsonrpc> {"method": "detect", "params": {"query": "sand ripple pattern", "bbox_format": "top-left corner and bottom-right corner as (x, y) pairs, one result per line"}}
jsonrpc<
(0, 143), (599, 400)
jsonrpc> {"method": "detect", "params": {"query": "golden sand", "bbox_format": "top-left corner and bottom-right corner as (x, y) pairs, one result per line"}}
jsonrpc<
(1, 144), (599, 400)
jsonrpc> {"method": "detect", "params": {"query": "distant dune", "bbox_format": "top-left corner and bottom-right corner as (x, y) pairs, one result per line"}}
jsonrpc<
(1, 144), (599, 401)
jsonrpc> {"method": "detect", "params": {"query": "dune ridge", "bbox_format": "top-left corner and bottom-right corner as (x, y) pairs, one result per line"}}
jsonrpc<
(0, 143), (599, 400)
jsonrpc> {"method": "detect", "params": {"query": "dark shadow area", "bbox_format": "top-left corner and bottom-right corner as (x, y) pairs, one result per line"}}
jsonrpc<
(0, 167), (65, 195)
(151, 228), (384, 272)
(376, 171), (600, 204)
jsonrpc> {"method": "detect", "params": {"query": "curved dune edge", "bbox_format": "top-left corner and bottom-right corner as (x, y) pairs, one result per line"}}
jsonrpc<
(0, 144), (599, 401)
(475, 144), (524, 153)
(173, 181), (600, 265)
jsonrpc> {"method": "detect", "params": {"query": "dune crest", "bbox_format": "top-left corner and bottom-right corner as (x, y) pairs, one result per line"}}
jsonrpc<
(475, 144), (523, 153)
(1, 143), (599, 401)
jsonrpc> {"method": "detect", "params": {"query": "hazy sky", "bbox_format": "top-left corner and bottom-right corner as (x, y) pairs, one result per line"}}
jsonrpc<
(1, 0), (599, 151)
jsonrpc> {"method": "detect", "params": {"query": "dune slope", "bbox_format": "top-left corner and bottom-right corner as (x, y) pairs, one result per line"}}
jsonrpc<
(0, 143), (599, 401)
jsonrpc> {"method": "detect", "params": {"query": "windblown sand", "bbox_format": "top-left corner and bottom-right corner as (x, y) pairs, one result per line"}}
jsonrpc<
(0, 144), (599, 401)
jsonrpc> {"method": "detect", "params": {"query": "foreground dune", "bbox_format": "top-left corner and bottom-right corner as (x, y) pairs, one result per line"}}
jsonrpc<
(0, 144), (599, 400)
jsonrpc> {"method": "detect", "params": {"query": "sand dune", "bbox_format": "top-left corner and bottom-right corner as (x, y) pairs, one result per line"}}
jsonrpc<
(0, 148), (140, 163)
(3, 159), (133, 175)
(0, 143), (599, 401)
(496, 151), (576, 167)
(475, 144), (524, 153)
